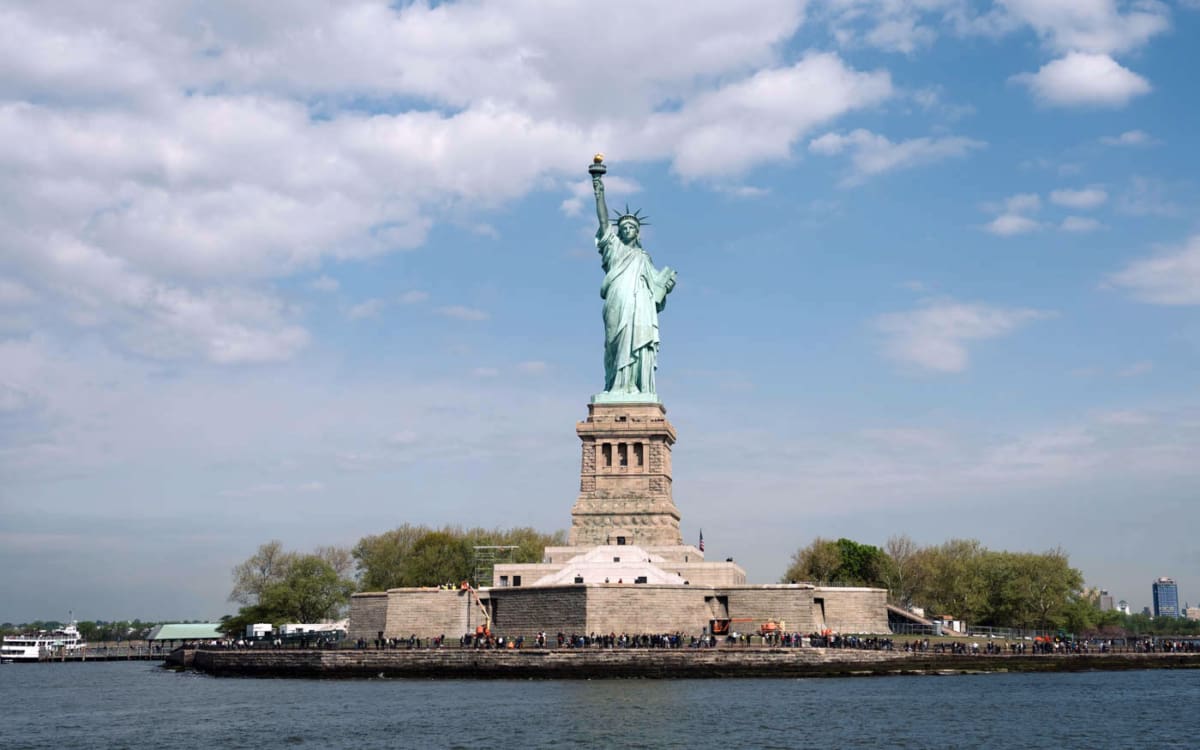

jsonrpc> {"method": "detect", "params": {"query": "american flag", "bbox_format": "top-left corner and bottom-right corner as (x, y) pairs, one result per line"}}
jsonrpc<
(699, 529), (704, 552)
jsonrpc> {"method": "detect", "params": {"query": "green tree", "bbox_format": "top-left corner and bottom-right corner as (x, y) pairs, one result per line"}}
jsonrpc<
(975, 551), (1021, 626)
(461, 526), (567, 585)
(225, 555), (354, 631)
(782, 537), (842, 584)
(1012, 549), (1083, 630)
(911, 539), (988, 623)
(353, 524), (567, 590)
(227, 541), (356, 631)
(491, 526), (567, 564)
(352, 524), (429, 590)
(880, 534), (921, 607)
(782, 537), (888, 587)
(229, 540), (297, 605)
(314, 545), (354, 579)
(258, 555), (355, 622)
(833, 538), (888, 587)
(401, 531), (473, 586)
(1062, 588), (1103, 635)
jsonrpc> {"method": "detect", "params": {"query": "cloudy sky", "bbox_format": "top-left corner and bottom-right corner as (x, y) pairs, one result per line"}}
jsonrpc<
(3, 0), (1199, 623)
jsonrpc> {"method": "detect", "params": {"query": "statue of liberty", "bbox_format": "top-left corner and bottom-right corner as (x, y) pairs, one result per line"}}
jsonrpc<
(590, 155), (676, 400)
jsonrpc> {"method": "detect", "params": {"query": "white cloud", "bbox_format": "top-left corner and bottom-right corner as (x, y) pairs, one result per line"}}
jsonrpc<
(996, 0), (1171, 55)
(0, 279), (38, 306)
(435, 305), (489, 321)
(1013, 53), (1151, 107)
(660, 53), (894, 179)
(864, 17), (937, 53)
(985, 214), (1042, 236)
(808, 128), (983, 185)
(398, 290), (429, 305)
(517, 360), (548, 374)
(22, 233), (311, 363)
(1050, 187), (1107, 209)
(1117, 361), (1153, 378)
(309, 275), (340, 293)
(911, 86), (976, 120)
(715, 184), (771, 199)
(1117, 176), (1182, 217)
(876, 301), (1054, 373)
(387, 430), (419, 446)
(816, 1), (961, 54)
(472, 367), (500, 378)
(561, 175), (642, 217)
(347, 298), (386, 320)
(1094, 409), (1152, 425)
(1060, 216), (1103, 233)
(976, 426), (1099, 479)
(1099, 129), (1156, 147)
(0, 381), (41, 414)
(981, 192), (1043, 235)
(1109, 235), (1200, 305)
(4, 2), (901, 370)
(1003, 193), (1041, 214)
(220, 481), (325, 498)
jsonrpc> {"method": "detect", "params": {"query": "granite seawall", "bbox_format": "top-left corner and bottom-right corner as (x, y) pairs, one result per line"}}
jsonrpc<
(184, 648), (1200, 679)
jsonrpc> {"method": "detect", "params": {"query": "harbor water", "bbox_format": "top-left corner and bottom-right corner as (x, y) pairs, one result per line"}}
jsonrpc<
(1, 661), (1196, 749)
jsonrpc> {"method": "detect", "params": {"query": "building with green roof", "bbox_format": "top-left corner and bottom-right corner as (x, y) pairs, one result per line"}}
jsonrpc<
(145, 623), (224, 644)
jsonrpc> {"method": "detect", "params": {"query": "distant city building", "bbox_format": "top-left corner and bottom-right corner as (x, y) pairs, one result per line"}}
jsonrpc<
(1142, 606), (1153, 617)
(1118, 600), (1131, 615)
(1099, 590), (1115, 612)
(1186, 607), (1200, 622)
(1152, 577), (1180, 618)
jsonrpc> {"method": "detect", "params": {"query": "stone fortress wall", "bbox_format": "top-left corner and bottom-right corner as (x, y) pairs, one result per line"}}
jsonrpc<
(353, 583), (888, 640)
(349, 399), (889, 641)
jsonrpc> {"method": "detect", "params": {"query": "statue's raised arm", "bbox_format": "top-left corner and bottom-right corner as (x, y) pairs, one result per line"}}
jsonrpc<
(590, 153), (609, 233)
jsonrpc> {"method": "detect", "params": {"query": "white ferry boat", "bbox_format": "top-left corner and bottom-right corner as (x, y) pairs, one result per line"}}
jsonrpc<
(1, 623), (86, 662)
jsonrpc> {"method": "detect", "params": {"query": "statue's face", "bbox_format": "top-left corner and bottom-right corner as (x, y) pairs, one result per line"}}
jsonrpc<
(618, 219), (639, 243)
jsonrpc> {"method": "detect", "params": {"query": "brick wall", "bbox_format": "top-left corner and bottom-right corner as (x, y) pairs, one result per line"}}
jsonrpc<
(815, 587), (890, 633)
(384, 589), (474, 639)
(353, 583), (889, 641)
(347, 593), (388, 642)
(723, 586), (820, 633)
(488, 586), (587, 637)
(584, 586), (712, 634)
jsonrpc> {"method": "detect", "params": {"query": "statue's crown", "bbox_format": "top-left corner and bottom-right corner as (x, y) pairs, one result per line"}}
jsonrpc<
(612, 204), (650, 227)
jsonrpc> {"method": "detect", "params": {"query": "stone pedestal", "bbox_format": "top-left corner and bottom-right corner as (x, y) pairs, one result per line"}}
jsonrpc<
(569, 401), (682, 547)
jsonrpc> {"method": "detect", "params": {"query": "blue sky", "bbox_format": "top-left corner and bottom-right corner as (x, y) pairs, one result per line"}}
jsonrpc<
(2, 1), (1199, 622)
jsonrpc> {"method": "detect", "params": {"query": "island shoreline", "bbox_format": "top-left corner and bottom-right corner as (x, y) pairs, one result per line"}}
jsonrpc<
(177, 647), (1200, 679)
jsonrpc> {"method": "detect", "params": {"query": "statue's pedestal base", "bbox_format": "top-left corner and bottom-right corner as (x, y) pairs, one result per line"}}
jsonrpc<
(569, 400), (681, 548)
(591, 391), (660, 405)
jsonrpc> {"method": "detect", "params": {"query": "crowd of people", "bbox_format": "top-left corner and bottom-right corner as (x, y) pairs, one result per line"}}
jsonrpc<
(343, 630), (1200, 655)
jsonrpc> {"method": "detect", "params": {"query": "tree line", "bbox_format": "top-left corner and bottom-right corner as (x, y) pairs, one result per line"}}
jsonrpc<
(781, 535), (1196, 635)
(0, 619), (196, 641)
(10, 528), (1197, 639)
(221, 525), (564, 634)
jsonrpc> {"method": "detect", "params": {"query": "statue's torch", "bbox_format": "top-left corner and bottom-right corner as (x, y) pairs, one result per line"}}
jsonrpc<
(588, 153), (607, 178)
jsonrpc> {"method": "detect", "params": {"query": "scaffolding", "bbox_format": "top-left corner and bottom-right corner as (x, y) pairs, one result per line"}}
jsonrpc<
(471, 545), (519, 588)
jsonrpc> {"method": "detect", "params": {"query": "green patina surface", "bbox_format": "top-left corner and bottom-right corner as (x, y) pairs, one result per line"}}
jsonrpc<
(590, 156), (676, 401)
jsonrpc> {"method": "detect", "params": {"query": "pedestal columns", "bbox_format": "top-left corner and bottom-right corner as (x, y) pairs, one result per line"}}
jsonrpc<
(569, 401), (682, 547)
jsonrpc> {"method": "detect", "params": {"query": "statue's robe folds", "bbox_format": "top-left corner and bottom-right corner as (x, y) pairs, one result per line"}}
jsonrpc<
(597, 226), (670, 394)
